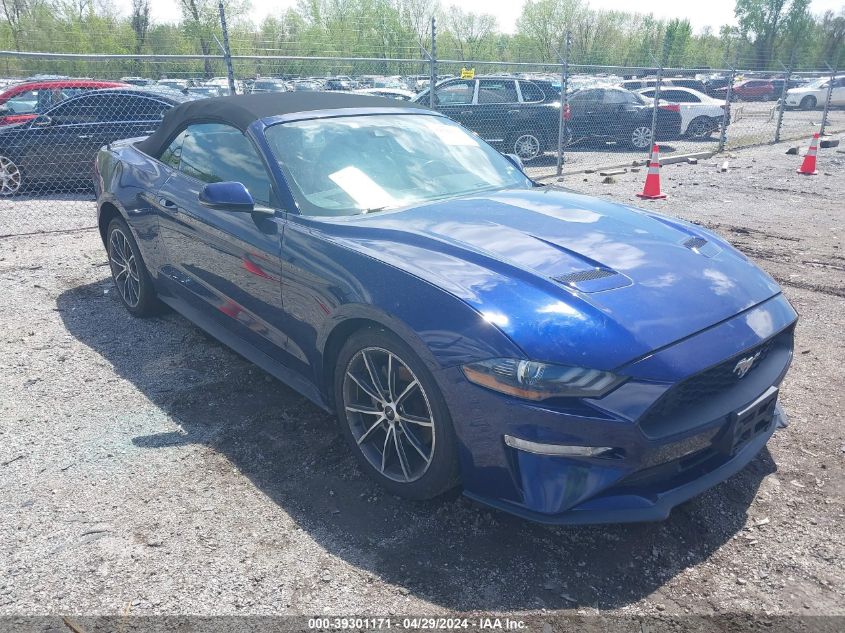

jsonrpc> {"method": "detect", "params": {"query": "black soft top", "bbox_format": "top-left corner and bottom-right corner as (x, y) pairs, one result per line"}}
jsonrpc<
(136, 92), (431, 158)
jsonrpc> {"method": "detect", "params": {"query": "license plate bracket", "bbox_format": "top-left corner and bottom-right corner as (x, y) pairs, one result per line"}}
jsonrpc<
(721, 386), (778, 456)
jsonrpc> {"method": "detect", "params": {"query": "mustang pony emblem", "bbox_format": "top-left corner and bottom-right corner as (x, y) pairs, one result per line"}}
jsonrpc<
(734, 352), (761, 379)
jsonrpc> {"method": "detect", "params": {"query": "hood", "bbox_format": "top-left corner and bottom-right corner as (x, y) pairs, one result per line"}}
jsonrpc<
(322, 187), (781, 370)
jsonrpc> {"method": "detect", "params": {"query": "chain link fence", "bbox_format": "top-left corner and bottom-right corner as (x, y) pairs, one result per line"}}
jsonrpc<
(0, 14), (842, 237)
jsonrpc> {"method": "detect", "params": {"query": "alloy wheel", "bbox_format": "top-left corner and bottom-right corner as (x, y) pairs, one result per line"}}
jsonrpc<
(688, 118), (714, 139)
(0, 156), (22, 196)
(631, 126), (653, 149)
(108, 227), (141, 308)
(513, 133), (541, 161)
(342, 347), (435, 483)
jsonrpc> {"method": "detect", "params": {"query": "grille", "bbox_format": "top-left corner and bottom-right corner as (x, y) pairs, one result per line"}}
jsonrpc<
(683, 236), (708, 249)
(641, 338), (775, 424)
(553, 268), (616, 285)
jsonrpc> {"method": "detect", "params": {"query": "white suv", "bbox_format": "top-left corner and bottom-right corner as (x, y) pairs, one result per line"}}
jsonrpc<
(785, 77), (845, 110)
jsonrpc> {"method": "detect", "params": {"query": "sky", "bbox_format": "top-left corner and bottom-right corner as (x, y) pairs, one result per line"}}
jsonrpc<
(140, 0), (843, 34)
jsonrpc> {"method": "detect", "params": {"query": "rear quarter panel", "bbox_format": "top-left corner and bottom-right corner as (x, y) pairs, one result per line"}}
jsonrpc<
(96, 141), (172, 274)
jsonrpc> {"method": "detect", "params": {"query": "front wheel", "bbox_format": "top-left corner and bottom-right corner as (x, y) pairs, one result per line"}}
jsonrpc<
(334, 328), (460, 499)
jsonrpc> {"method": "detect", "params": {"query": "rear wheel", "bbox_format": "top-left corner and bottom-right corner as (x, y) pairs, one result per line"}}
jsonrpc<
(800, 95), (817, 110)
(630, 125), (653, 149)
(0, 155), (22, 196)
(687, 116), (718, 139)
(334, 328), (460, 499)
(509, 131), (543, 162)
(106, 218), (163, 317)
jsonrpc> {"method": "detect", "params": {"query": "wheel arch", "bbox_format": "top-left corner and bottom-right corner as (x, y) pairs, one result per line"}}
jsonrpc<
(98, 200), (124, 246)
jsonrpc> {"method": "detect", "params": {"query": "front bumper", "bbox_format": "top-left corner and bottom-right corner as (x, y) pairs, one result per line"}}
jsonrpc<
(467, 405), (781, 524)
(437, 294), (797, 524)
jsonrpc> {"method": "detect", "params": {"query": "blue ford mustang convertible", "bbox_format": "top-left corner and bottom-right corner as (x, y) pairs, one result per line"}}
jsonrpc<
(93, 93), (797, 524)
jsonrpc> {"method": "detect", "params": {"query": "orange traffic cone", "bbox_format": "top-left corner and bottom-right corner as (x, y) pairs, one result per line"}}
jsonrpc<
(797, 133), (819, 175)
(637, 145), (666, 199)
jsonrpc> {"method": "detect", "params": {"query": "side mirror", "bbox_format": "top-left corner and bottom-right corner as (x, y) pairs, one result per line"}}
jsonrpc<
(503, 153), (524, 171)
(198, 181), (255, 212)
(32, 115), (52, 127)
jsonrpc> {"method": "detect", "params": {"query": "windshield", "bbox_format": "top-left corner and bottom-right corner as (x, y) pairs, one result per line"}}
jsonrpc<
(264, 113), (532, 217)
(801, 78), (826, 89)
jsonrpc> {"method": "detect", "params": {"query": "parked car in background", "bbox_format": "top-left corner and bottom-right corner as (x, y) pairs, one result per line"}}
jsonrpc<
(93, 92), (796, 524)
(712, 79), (776, 101)
(784, 76), (845, 110)
(414, 75), (562, 161)
(324, 77), (355, 91)
(288, 79), (323, 92)
(703, 76), (731, 97)
(565, 87), (682, 150)
(251, 78), (289, 94)
(637, 86), (728, 139)
(0, 87), (192, 195)
(622, 77), (708, 94)
(0, 79), (127, 126)
(769, 78), (807, 98)
(185, 85), (228, 98)
(157, 78), (189, 91)
(355, 87), (416, 101)
(120, 77), (156, 87)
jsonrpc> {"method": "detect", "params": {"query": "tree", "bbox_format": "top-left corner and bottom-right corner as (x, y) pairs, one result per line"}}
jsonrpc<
(441, 5), (497, 60)
(130, 0), (150, 56)
(735, 0), (811, 68)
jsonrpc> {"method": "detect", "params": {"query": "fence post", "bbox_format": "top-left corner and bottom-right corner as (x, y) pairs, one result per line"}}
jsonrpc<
(774, 53), (794, 143)
(718, 67), (736, 153)
(649, 35), (670, 160)
(820, 62), (837, 136)
(428, 16), (437, 109)
(555, 31), (571, 179)
(218, 0), (236, 95)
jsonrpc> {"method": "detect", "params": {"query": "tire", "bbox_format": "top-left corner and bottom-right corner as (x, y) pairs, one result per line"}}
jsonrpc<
(106, 218), (163, 317)
(686, 116), (718, 139)
(629, 125), (653, 150)
(334, 327), (461, 500)
(509, 130), (543, 162)
(800, 96), (817, 111)
(0, 155), (23, 196)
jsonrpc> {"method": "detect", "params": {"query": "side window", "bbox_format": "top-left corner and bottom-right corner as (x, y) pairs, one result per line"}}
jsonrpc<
(602, 90), (628, 104)
(434, 80), (474, 105)
(666, 90), (698, 102)
(477, 79), (518, 104)
(518, 81), (544, 103)
(160, 129), (187, 169)
(46, 94), (102, 124)
(178, 123), (272, 206)
(95, 95), (169, 123)
(569, 89), (600, 104)
(5, 90), (39, 114)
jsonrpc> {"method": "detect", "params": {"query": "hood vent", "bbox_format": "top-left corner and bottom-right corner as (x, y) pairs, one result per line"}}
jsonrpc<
(683, 236), (708, 250)
(682, 235), (722, 258)
(552, 268), (631, 293)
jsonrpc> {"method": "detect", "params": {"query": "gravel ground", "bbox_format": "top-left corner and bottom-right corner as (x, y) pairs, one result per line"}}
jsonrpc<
(0, 141), (843, 619)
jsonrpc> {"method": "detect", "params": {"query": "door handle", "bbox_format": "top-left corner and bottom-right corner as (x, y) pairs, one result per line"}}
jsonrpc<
(508, 109), (520, 115)
(460, 110), (473, 115)
(158, 197), (177, 210)
(77, 135), (91, 139)
(143, 130), (156, 135)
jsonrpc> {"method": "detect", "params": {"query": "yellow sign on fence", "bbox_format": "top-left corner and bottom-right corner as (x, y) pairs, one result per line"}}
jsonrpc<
(460, 67), (475, 80)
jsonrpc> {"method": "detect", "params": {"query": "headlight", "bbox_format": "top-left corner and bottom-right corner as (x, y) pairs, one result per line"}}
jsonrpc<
(461, 358), (625, 401)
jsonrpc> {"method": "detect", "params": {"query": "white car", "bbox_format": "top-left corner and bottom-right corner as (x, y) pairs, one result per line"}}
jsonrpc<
(784, 77), (845, 110)
(638, 86), (727, 138)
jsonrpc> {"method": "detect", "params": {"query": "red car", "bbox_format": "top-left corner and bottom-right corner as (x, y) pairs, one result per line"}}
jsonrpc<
(712, 79), (776, 102)
(0, 79), (128, 126)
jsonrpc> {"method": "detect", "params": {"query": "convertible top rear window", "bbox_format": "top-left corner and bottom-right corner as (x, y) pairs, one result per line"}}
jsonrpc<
(264, 113), (532, 217)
